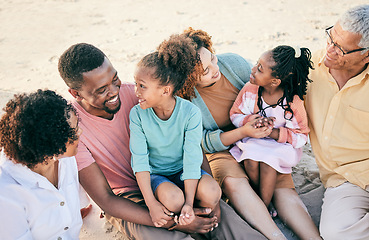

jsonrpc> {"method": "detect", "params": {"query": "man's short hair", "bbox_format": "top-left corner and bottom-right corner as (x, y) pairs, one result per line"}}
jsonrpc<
(58, 43), (106, 90)
(339, 5), (369, 51)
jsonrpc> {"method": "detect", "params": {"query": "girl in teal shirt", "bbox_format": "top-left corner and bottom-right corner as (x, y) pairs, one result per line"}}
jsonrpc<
(129, 35), (221, 228)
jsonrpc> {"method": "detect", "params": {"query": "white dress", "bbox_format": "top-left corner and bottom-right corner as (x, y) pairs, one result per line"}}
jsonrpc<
(229, 99), (302, 174)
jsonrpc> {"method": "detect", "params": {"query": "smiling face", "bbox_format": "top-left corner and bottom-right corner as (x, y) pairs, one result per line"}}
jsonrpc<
(324, 23), (369, 71)
(250, 51), (278, 88)
(134, 66), (168, 110)
(197, 47), (221, 88)
(70, 57), (121, 119)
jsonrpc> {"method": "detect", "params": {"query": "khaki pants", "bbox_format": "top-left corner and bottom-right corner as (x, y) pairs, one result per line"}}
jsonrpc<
(106, 191), (267, 240)
(320, 182), (369, 240)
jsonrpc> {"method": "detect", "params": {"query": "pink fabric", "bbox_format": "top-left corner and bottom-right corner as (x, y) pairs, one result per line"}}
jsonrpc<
(230, 82), (309, 148)
(229, 82), (309, 173)
(230, 101), (302, 174)
(72, 83), (139, 194)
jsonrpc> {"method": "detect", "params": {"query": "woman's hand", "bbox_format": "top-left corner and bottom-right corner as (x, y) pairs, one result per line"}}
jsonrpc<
(220, 114), (273, 146)
(147, 200), (174, 227)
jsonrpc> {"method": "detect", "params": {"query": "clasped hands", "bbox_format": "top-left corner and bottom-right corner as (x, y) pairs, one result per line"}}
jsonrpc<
(252, 115), (275, 129)
(240, 114), (276, 139)
(148, 200), (219, 234)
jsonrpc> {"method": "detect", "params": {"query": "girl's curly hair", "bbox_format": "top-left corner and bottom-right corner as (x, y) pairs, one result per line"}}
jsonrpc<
(0, 90), (78, 168)
(138, 34), (202, 98)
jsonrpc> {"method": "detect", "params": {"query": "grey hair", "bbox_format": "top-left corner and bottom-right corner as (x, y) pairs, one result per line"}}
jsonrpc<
(338, 4), (369, 54)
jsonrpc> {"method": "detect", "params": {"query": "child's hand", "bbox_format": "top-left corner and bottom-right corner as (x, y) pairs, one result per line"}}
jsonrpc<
(239, 114), (261, 135)
(241, 116), (273, 139)
(178, 203), (195, 225)
(253, 116), (275, 129)
(148, 201), (174, 227)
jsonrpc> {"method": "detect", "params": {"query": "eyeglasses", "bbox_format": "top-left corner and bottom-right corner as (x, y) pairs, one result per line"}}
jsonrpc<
(325, 26), (369, 56)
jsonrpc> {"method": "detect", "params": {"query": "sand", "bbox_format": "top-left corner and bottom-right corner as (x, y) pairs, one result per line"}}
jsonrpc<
(0, 0), (367, 239)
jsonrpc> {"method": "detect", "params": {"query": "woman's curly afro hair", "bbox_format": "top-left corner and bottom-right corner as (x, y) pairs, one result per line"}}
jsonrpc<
(177, 27), (214, 100)
(0, 89), (78, 168)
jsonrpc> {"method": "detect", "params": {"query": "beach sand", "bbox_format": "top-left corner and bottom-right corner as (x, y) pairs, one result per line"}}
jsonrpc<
(1, 0), (367, 239)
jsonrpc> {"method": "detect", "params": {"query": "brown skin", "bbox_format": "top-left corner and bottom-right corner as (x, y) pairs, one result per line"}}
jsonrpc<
(69, 58), (121, 120)
(79, 160), (219, 232)
(190, 33), (320, 239)
(132, 65), (221, 230)
(70, 60), (220, 232)
(79, 163), (154, 226)
(75, 109), (219, 233)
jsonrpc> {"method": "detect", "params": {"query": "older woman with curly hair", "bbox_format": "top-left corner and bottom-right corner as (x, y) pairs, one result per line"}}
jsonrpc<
(171, 28), (321, 239)
(0, 89), (83, 239)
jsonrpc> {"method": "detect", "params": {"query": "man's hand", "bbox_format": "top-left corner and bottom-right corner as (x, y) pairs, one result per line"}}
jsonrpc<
(179, 203), (195, 225)
(175, 206), (219, 234)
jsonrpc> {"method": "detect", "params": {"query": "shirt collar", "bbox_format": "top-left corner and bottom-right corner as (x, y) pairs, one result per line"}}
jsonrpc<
(0, 151), (57, 190)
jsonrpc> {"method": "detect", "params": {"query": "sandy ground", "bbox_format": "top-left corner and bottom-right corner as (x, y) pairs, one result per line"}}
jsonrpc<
(1, 0), (367, 239)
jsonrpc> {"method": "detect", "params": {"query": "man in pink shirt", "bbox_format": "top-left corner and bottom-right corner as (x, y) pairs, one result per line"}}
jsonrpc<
(58, 43), (266, 240)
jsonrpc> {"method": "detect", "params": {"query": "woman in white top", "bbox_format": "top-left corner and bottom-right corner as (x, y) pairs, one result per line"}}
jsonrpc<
(0, 89), (83, 240)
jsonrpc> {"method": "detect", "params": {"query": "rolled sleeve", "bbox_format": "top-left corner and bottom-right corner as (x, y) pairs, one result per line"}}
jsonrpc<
(202, 128), (228, 154)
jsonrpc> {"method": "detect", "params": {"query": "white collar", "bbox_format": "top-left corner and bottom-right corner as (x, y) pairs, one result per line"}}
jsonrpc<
(0, 151), (66, 191)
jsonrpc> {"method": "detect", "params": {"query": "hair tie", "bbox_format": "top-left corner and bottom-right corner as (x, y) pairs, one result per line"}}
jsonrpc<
(293, 46), (301, 58)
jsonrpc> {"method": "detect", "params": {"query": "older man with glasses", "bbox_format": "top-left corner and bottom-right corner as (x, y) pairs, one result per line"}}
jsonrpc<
(305, 5), (369, 240)
(325, 26), (369, 56)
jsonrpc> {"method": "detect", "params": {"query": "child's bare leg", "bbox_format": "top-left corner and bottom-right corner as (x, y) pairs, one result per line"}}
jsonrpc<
(259, 162), (277, 207)
(243, 159), (260, 192)
(155, 182), (185, 213)
(195, 174), (222, 210)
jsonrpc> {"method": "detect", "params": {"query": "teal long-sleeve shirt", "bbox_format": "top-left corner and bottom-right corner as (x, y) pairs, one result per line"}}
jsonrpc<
(129, 97), (203, 180)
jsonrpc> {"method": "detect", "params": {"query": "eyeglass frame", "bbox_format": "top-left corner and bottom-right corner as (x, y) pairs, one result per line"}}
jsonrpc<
(325, 26), (369, 56)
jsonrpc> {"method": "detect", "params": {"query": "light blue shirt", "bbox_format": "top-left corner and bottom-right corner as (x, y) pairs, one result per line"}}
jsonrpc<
(129, 97), (202, 180)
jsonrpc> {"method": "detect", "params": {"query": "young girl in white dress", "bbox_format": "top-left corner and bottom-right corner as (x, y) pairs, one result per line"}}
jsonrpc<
(229, 45), (313, 212)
